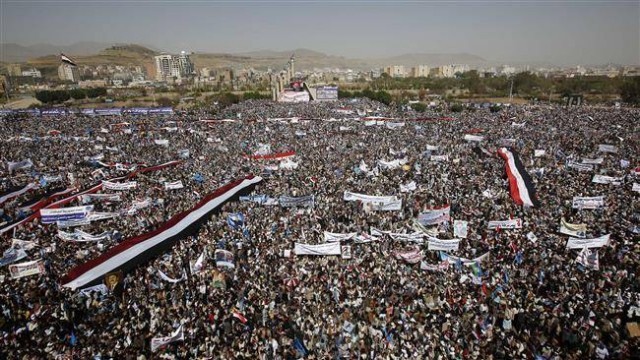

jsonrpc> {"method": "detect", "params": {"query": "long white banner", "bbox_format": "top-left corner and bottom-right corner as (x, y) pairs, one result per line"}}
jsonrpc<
(592, 175), (622, 185)
(464, 134), (484, 142)
(566, 234), (610, 249)
(324, 232), (357, 242)
(427, 238), (460, 251)
(344, 191), (401, 210)
(371, 228), (424, 243)
(102, 180), (137, 190)
(572, 196), (605, 209)
(294, 242), (342, 256)
(487, 219), (522, 230)
(40, 205), (93, 224)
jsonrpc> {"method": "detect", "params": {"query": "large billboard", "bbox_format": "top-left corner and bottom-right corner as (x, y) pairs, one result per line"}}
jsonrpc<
(316, 86), (338, 101)
(278, 90), (309, 103)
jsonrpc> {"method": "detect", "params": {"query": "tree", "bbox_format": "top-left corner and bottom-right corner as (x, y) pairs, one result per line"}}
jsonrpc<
(450, 103), (464, 112)
(69, 89), (86, 100)
(156, 97), (174, 107)
(410, 103), (427, 112)
(620, 76), (640, 105)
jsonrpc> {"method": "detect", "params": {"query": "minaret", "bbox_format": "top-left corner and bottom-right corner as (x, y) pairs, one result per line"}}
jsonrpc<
(290, 53), (295, 80)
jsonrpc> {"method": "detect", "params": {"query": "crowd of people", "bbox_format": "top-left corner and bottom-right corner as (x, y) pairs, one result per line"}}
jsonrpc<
(0, 99), (638, 359)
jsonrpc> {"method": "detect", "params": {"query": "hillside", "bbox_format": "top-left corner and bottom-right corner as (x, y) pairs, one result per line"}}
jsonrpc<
(26, 44), (158, 68)
(4, 42), (493, 72)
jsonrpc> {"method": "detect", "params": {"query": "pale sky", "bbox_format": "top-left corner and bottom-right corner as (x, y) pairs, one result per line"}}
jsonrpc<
(1, 0), (639, 65)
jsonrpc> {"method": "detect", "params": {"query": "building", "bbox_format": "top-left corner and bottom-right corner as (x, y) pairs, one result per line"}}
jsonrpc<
(21, 68), (42, 78)
(154, 54), (173, 81)
(78, 79), (107, 88)
(176, 51), (194, 76)
(410, 65), (430, 78)
(384, 65), (405, 78)
(58, 64), (80, 82)
(7, 64), (22, 77)
(154, 52), (194, 82)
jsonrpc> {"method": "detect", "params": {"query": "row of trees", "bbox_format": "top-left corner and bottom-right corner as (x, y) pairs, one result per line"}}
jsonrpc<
(35, 88), (107, 104)
(364, 71), (628, 100)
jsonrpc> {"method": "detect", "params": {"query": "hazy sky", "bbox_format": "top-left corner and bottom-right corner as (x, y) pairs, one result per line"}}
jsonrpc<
(1, 0), (639, 65)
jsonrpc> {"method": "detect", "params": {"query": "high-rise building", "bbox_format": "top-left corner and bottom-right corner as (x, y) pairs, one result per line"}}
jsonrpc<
(58, 64), (80, 82)
(410, 65), (430, 78)
(384, 65), (405, 78)
(154, 52), (194, 82)
(154, 54), (173, 81)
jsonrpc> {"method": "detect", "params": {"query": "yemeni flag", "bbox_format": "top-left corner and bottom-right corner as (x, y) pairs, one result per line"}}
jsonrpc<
(60, 176), (262, 289)
(497, 148), (540, 207)
(60, 53), (77, 67)
(232, 308), (248, 324)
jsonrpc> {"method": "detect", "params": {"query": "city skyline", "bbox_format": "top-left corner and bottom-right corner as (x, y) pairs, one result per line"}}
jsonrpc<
(1, 0), (638, 66)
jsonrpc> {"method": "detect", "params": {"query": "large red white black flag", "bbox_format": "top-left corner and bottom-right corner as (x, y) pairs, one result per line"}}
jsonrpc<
(497, 148), (540, 207)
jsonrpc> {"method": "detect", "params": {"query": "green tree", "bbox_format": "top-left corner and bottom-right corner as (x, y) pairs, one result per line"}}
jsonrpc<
(410, 103), (427, 112)
(69, 89), (86, 100)
(620, 77), (640, 105)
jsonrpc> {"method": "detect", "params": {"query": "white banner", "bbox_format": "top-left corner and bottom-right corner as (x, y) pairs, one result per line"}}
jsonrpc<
(572, 196), (605, 209)
(81, 194), (122, 203)
(40, 206), (93, 224)
(592, 175), (622, 185)
(294, 242), (342, 256)
(567, 162), (594, 172)
(154, 139), (169, 147)
(598, 144), (618, 154)
(102, 180), (137, 190)
(11, 239), (37, 250)
(582, 158), (603, 165)
(399, 181), (417, 193)
(367, 199), (403, 211)
(442, 252), (490, 267)
(534, 150), (546, 157)
(157, 269), (186, 283)
(56, 219), (91, 228)
(487, 219), (522, 230)
(151, 325), (184, 352)
(430, 155), (449, 162)
(464, 134), (484, 142)
(7, 159), (33, 172)
(58, 230), (111, 242)
(633, 183), (640, 193)
(385, 122), (405, 129)
(88, 212), (119, 222)
(418, 206), (450, 226)
(371, 228), (424, 243)
(427, 238), (460, 251)
(164, 181), (184, 190)
(344, 191), (396, 203)
(324, 232), (357, 242)
(80, 284), (108, 296)
(559, 219), (587, 238)
(9, 260), (45, 279)
(453, 220), (468, 238)
(566, 234), (610, 249)
(394, 247), (423, 264)
(377, 158), (408, 170)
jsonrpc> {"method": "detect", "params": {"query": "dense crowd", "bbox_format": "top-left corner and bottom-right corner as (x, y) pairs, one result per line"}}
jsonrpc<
(0, 99), (639, 359)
